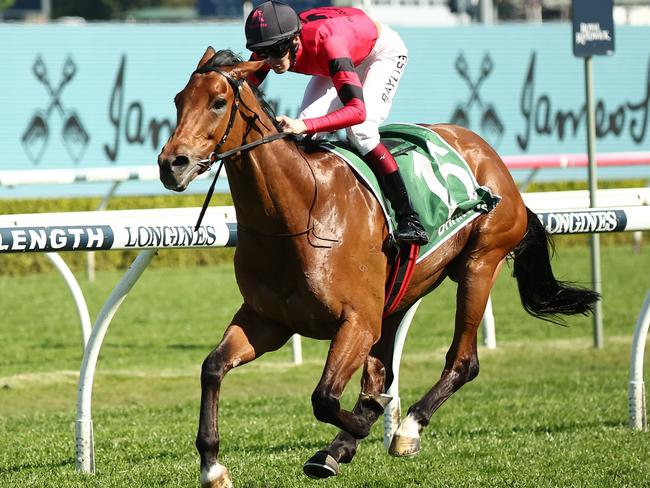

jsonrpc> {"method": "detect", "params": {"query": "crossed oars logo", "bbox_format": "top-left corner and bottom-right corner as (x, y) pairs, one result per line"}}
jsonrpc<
(21, 55), (90, 164)
(450, 53), (504, 148)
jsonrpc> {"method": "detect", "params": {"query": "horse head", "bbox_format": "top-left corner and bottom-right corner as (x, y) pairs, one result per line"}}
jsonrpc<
(158, 46), (267, 191)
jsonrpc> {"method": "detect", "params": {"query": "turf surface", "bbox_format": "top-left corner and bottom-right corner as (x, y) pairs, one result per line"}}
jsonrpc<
(1, 244), (649, 487)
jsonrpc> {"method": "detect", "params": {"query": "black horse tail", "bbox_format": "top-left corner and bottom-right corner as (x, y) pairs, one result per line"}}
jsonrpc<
(511, 207), (600, 324)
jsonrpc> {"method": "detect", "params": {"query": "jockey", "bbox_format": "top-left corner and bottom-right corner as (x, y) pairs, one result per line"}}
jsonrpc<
(244, 0), (428, 246)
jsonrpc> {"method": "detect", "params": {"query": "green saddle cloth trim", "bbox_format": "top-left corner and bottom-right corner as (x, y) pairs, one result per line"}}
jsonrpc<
(323, 123), (501, 262)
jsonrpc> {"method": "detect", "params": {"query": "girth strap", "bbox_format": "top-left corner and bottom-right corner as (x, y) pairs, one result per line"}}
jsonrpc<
(384, 243), (419, 317)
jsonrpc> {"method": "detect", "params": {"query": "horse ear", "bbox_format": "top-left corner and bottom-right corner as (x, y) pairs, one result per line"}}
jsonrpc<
(230, 60), (266, 81)
(197, 46), (217, 69)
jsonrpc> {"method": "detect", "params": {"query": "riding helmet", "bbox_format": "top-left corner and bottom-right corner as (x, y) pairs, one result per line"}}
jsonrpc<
(245, 1), (302, 50)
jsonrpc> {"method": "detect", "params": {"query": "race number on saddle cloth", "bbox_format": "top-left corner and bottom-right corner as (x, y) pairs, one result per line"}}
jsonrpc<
(323, 123), (501, 262)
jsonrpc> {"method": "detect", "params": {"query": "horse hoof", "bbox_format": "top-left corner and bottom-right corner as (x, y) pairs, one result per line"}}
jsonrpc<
(360, 392), (393, 410)
(388, 434), (421, 457)
(303, 451), (340, 479)
(201, 463), (233, 488)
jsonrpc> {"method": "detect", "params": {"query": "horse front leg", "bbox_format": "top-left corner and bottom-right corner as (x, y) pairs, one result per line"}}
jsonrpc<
(389, 253), (501, 457)
(197, 304), (292, 488)
(303, 353), (390, 478)
(310, 310), (382, 440)
(303, 311), (404, 478)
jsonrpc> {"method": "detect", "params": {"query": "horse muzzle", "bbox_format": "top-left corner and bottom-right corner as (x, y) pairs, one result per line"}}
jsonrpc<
(158, 153), (202, 192)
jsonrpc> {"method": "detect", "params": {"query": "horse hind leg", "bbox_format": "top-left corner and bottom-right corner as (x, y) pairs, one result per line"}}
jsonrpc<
(197, 305), (292, 488)
(389, 249), (504, 457)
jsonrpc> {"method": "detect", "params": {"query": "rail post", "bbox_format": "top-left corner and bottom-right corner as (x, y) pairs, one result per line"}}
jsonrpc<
(629, 289), (650, 431)
(384, 298), (423, 449)
(76, 249), (157, 473)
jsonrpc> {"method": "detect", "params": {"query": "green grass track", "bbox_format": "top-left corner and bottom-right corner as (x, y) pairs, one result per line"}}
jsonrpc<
(0, 244), (649, 487)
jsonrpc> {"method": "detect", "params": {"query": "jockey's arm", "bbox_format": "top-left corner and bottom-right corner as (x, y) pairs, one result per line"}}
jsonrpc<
(302, 38), (366, 134)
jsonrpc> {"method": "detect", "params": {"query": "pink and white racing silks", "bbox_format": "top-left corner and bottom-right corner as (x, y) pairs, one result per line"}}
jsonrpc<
(248, 7), (408, 155)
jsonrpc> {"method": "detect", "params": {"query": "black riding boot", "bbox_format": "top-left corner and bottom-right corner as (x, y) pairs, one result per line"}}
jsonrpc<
(380, 170), (429, 246)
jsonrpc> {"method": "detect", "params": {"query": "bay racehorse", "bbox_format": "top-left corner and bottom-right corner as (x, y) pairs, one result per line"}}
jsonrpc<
(158, 47), (598, 488)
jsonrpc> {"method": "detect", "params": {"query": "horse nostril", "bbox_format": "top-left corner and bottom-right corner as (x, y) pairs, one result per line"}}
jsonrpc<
(172, 155), (190, 167)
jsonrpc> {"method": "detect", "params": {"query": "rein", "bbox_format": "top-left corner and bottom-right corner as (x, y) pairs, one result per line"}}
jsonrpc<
(193, 131), (290, 231)
(191, 65), (290, 230)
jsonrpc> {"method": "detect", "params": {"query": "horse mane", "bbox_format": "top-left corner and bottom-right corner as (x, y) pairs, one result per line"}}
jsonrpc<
(207, 49), (280, 129)
(207, 48), (242, 67)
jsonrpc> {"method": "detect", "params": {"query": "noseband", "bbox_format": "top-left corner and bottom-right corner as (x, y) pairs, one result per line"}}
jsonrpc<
(190, 65), (289, 229)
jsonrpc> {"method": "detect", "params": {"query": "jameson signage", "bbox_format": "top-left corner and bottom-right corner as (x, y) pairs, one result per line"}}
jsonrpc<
(572, 0), (615, 58)
(1, 23), (649, 200)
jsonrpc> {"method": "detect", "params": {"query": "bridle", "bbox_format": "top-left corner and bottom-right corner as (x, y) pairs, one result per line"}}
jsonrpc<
(190, 65), (289, 230)
(185, 63), (338, 248)
(192, 65), (291, 170)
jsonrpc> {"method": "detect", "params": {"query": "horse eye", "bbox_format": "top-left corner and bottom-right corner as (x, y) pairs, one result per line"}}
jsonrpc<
(212, 99), (227, 112)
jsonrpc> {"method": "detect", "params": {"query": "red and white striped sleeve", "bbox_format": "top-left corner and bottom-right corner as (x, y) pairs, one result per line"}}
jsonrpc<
(303, 37), (366, 134)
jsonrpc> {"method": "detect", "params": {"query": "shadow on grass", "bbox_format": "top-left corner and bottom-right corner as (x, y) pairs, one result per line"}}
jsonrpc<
(37, 342), (73, 349)
(166, 344), (211, 351)
(101, 342), (210, 351)
(438, 418), (625, 439)
(227, 438), (326, 455)
(524, 419), (625, 434)
(0, 457), (74, 474)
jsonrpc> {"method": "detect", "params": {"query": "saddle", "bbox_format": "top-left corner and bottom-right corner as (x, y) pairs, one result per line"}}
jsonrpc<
(316, 123), (501, 316)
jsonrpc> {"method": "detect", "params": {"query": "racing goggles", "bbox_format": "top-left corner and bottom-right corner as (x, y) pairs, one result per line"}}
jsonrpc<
(253, 39), (292, 59)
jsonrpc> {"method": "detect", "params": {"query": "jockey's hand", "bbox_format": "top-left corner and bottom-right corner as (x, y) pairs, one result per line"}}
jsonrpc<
(276, 115), (307, 135)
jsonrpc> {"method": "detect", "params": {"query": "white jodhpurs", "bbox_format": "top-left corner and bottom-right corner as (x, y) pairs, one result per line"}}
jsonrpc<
(298, 24), (408, 156)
